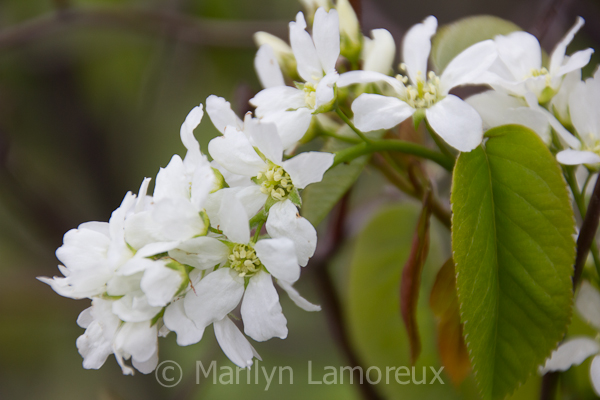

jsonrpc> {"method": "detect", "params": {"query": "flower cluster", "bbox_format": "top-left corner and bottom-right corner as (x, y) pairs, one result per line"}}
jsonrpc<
(39, 0), (600, 377)
(39, 101), (332, 373)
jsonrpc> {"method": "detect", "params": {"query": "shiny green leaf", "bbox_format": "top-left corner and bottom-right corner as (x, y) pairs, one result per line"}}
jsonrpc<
(451, 125), (576, 399)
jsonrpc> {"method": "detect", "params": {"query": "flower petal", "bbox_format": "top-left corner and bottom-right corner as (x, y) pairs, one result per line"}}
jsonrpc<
(556, 49), (594, 77)
(467, 90), (550, 143)
(180, 104), (203, 164)
(112, 293), (162, 322)
(525, 92), (581, 149)
(556, 149), (600, 165)
(540, 337), (599, 373)
(214, 316), (260, 368)
(494, 31), (541, 81)
(426, 95), (483, 152)
(576, 280), (600, 330)
(184, 268), (245, 330)
(255, 44), (285, 89)
(402, 16), (437, 84)
(76, 322), (113, 370)
(140, 261), (183, 307)
(337, 70), (406, 95)
(254, 238), (300, 283)
(591, 355), (600, 396)
(363, 29), (396, 74)
(312, 7), (340, 73)
(290, 11), (323, 83)
(206, 95), (243, 134)
(132, 349), (158, 374)
(277, 279), (321, 311)
(169, 237), (230, 270)
(351, 93), (414, 132)
(245, 117), (283, 164)
(164, 298), (205, 346)
(260, 108), (312, 150)
(282, 151), (334, 189)
(266, 199), (317, 266)
(440, 40), (497, 94)
(208, 127), (266, 177)
(549, 17), (584, 74)
(250, 86), (306, 116)
(154, 155), (189, 202)
(315, 70), (339, 109)
(218, 191), (251, 245)
(114, 321), (157, 363)
(241, 270), (288, 341)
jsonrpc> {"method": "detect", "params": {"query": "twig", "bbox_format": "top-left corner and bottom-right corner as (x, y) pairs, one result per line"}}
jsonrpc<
(540, 174), (600, 400)
(539, 371), (560, 400)
(0, 7), (287, 50)
(310, 193), (383, 400)
(369, 154), (452, 229)
(573, 175), (600, 287)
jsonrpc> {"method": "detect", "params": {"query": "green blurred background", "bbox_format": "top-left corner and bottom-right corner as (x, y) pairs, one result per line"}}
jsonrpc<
(1, 0), (599, 399)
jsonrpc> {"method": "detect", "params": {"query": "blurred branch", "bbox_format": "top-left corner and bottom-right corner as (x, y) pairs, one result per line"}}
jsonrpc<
(310, 193), (383, 400)
(529, 0), (575, 46)
(573, 175), (600, 287)
(0, 7), (288, 50)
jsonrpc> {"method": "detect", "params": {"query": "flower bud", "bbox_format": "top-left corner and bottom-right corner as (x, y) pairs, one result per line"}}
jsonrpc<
(254, 31), (298, 80)
(299, 0), (332, 22)
(362, 29), (396, 74)
(337, 0), (362, 63)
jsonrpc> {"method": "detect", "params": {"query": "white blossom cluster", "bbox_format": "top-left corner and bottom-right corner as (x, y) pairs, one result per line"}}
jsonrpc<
(39, 0), (600, 376)
(39, 101), (333, 373)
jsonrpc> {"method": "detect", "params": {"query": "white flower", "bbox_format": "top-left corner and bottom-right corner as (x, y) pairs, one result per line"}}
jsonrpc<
(557, 67), (600, 165)
(250, 8), (341, 128)
(207, 114), (334, 207)
(38, 183), (143, 299)
(483, 17), (593, 103)
(76, 298), (159, 375)
(124, 105), (215, 250)
(466, 90), (550, 143)
(207, 94), (310, 153)
(540, 281), (600, 395)
(337, 16), (497, 152)
(168, 193), (320, 349)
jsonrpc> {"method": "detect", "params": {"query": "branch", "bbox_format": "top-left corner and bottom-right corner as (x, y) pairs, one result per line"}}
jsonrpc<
(333, 140), (455, 172)
(0, 7), (287, 50)
(573, 175), (600, 287)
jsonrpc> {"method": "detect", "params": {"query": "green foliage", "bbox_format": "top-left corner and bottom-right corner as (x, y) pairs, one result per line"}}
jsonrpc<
(451, 125), (576, 399)
(300, 127), (382, 227)
(430, 15), (521, 74)
(347, 204), (472, 399)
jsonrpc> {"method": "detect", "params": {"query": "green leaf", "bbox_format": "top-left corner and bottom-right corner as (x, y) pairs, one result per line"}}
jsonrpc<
(347, 204), (469, 399)
(300, 127), (382, 226)
(430, 16), (521, 74)
(451, 125), (576, 399)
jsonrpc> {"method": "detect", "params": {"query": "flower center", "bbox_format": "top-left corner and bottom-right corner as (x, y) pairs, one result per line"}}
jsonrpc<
(302, 82), (317, 109)
(256, 163), (294, 201)
(528, 67), (549, 78)
(585, 133), (600, 154)
(228, 244), (262, 277)
(398, 70), (443, 109)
